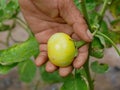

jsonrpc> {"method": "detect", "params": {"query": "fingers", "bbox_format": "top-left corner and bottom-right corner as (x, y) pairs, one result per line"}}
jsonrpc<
(59, 0), (92, 42)
(73, 44), (89, 68)
(39, 44), (47, 51)
(73, 24), (92, 42)
(45, 61), (58, 72)
(35, 52), (48, 66)
(35, 44), (48, 66)
(45, 62), (73, 77)
(35, 29), (58, 43)
(35, 24), (73, 44)
(71, 33), (81, 41)
(57, 24), (73, 35)
(36, 44), (88, 76)
(59, 66), (73, 77)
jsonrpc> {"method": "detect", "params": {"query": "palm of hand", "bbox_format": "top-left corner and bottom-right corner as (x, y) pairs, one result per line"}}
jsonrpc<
(19, 0), (92, 77)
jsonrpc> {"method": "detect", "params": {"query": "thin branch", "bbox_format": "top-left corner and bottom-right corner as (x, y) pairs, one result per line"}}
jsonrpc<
(97, 31), (120, 56)
(6, 30), (12, 46)
(15, 17), (34, 38)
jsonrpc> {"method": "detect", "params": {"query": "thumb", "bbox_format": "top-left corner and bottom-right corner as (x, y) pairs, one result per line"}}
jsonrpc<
(59, 0), (92, 42)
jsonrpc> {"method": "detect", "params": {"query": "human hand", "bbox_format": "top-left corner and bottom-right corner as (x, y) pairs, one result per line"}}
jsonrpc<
(19, 0), (92, 77)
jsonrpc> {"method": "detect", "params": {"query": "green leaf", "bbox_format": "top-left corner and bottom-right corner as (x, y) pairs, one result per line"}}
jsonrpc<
(91, 61), (109, 74)
(110, 18), (120, 32)
(95, 34), (106, 47)
(100, 21), (120, 46)
(78, 68), (87, 78)
(0, 63), (17, 74)
(0, 0), (6, 9)
(90, 37), (104, 58)
(109, 31), (120, 44)
(18, 60), (36, 83)
(61, 73), (88, 90)
(40, 65), (64, 83)
(109, 0), (120, 18)
(0, 23), (11, 31)
(86, 3), (97, 12)
(0, 37), (39, 65)
(74, 0), (97, 12)
(0, 9), (4, 17)
(74, 0), (82, 11)
(4, 0), (19, 19)
(0, 0), (20, 22)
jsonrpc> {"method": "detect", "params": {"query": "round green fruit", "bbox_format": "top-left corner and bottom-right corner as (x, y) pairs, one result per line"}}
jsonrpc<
(47, 33), (76, 67)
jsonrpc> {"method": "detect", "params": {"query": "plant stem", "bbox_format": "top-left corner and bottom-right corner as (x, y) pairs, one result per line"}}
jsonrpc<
(97, 31), (120, 56)
(75, 40), (86, 48)
(92, 0), (111, 36)
(6, 30), (12, 46)
(75, 43), (94, 90)
(80, 0), (92, 32)
(84, 55), (94, 90)
(95, 0), (111, 24)
(15, 17), (34, 37)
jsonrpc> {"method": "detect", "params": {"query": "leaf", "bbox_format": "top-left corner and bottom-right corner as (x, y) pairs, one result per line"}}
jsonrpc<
(95, 34), (106, 47)
(100, 21), (120, 46)
(40, 65), (64, 83)
(74, 0), (97, 12)
(0, 0), (6, 9)
(91, 61), (109, 74)
(18, 60), (36, 83)
(0, 23), (11, 31)
(109, 31), (120, 44)
(0, 63), (17, 74)
(0, 37), (39, 65)
(109, 0), (120, 18)
(0, 0), (20, 22)
(110, 18), (120, 32)
(90, 37), (104, 58)
(61, 73), (88, 90)
(0, 9), (4, 17)
(86, 3), (97, 12)
(78, 68), (87, 78)
(4, 0), (19, 19)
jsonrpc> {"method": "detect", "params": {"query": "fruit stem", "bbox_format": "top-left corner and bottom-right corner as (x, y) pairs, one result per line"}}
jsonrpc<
(75, 40), (86, 48)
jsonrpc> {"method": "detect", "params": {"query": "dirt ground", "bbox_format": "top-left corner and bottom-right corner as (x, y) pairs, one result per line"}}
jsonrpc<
(0, 19), (120, 90)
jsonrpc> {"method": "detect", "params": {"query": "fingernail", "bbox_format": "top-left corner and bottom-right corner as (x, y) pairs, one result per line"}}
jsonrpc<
(87, 30), (93, 40)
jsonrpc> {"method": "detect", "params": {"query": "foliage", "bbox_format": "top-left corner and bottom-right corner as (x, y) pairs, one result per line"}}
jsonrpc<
(0, 0), (120, 90)
(18, 60), (37, 82)
(40, 65), (64, 83)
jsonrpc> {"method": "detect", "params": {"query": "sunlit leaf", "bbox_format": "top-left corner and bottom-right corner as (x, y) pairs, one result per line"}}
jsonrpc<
(0, 63), (17, 74)
(0, 37), (39, 65)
